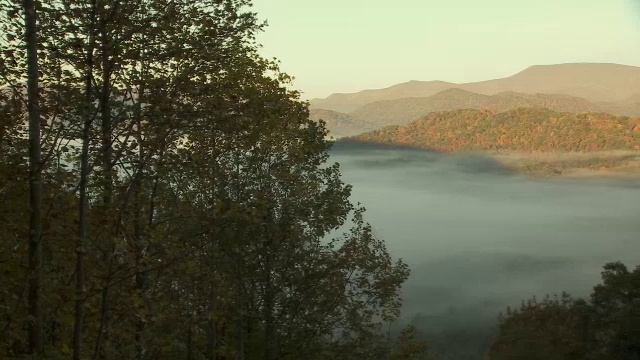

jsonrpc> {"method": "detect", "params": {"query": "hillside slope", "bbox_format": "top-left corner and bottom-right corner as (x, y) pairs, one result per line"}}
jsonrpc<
(309, 80), (456, 113)
(350, 89), (605, 127)
(352, 108), (640, 152)
(308, 108), (372, 137)
(602, 94), (640, 118)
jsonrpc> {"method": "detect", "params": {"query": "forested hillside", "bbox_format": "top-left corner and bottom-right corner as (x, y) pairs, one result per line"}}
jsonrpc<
(353, 108), (640, 152)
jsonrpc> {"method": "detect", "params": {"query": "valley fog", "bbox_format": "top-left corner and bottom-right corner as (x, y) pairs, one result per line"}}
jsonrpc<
(330, 140), (640, 322)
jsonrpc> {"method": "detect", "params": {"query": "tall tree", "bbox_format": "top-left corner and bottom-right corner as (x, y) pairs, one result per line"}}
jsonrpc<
(73, 0), (98, 357)
(22, 0), (43, 355)
(0, 1), (413, 358)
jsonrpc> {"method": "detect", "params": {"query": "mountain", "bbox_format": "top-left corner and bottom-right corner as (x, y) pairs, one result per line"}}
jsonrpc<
(462, 63), (640, 102)
(602, 93), (640, 118)
(486, 91), (603, 113)
(309, 80), (456, 113)
(349, 89), (604, 127)
(310, 63), (640, 112)
(308, 109), (372, 138)
(350, 88), (487, 127)
(351, 108), (640, 152)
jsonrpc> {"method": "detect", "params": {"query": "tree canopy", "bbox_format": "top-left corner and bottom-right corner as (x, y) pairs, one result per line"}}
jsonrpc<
(0, 1), (416, 359)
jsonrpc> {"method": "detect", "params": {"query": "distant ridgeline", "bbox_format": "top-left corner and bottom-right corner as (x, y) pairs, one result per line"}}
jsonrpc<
(350, 108), (640, 152)
(309, 64), (640, 140)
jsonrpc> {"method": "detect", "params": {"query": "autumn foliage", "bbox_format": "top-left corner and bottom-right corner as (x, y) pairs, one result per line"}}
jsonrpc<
(353, 108), (640, 152)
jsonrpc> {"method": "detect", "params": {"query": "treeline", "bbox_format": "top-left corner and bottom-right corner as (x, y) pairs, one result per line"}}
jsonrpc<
(0, 1), (421, 359)
(489, 262), (640, 360)
(353, 108), (640, 152)
(513, 154), (640, 176)
(399, 262), (640, 360)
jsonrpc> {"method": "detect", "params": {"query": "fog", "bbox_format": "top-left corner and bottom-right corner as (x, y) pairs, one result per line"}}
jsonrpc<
(330, 140), (640, 326)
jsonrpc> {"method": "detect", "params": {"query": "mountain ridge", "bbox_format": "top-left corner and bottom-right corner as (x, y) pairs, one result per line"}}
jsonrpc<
(310, 63), (640, 113)
(308, 108), (373, 138)
(312, 89), (639, 137)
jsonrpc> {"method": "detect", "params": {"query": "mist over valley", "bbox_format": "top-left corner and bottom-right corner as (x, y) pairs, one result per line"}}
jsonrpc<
(329, 140), (640, 357)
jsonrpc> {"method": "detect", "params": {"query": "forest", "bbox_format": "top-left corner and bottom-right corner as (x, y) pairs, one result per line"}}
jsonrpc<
(1, 1), (639, 360)
(0, 1), (417, 359)
(353, 108), (640, 153)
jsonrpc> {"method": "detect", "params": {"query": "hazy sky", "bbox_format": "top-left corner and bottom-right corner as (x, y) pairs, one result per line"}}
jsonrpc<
(252, 0), (640, 99)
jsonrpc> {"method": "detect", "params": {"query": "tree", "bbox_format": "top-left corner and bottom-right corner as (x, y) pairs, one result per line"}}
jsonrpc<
(388, 326), (429, 360)
(488, 262), (640, 360)
(0, 1), (412, 358)
(590, 262), (640, 360)
(488, 293), (591, 360)
(21, 0), (44, 355)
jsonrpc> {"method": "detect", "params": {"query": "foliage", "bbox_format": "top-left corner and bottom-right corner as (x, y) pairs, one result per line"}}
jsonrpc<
(488, 262), (640, 360)
(0, 1), (415, 359)
(353, 108), (640, 152)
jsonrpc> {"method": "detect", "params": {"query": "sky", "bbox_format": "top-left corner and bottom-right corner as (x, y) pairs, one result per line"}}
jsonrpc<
(252, 0), (640, 99)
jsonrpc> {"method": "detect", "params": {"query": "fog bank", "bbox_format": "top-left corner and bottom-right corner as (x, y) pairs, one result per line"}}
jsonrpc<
(330, 140), (640, 321)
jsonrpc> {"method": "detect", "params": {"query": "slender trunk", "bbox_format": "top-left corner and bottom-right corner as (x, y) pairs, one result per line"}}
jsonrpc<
(233, 153), (245, 360)
(74, 2), (96, 358)
(264, 269), (274, 360)
(50, 320), (59, 347)
(206, 145), (217, 360)
(94, 21), (114, 360)
(133, 277), (144, 359)
(133, 272), (144, 360)
(264, 235), (276, 360)
(133, 190), (144, 360)
(23, 0), (43, 355)
(206, 318), (216, 360)
(99, 3), (113, 212)
(133, 84), (146, 360)
(236, 258), (245, 360)
(186, 326), (193, 360)
(264, 273), (275, 360)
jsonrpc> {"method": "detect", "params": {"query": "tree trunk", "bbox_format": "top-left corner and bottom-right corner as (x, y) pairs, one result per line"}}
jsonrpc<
(95, 20), (114, 360)
(237, 258), (245, 360)
(133, 87), (146, 359)
(23, 0), (43, 356)
(264, 253), (275, 360)
(186, 326), (193, 360)
(207, 318), (217, 360)
(264, 230), (276, 360)
(74, 1), (96, 358)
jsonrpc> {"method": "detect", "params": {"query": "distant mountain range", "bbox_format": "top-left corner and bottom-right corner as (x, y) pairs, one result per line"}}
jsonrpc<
(308, 109), (373, 138)
(310, 63), (640, 113)
(351, 108), (640, 152)
(309, 63), (640, 137)
(350, 89), (613, 128)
